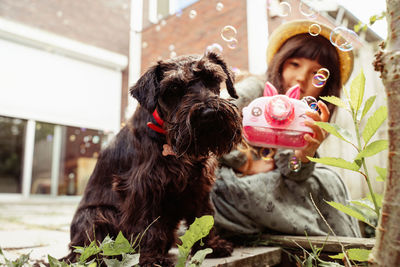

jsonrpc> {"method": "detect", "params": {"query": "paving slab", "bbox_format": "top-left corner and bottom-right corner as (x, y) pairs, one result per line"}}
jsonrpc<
(0, 199), (281, 266)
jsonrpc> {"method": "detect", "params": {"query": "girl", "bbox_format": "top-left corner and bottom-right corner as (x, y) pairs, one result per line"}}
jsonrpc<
(211, 20), (361, 237)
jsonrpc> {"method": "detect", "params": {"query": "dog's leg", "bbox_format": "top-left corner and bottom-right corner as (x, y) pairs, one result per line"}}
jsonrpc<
(62, 205), (120, 263)
(124, 218), (176, 267)
(184, 191), (233, 258)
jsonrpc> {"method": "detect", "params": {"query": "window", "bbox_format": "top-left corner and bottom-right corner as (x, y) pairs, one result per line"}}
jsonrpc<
(149, 0), (199, 23)
(58, 126), (108, 196)
(30, 122), (109, 196)
(0, 116), (27, 193)
(0, 115), (110, 196)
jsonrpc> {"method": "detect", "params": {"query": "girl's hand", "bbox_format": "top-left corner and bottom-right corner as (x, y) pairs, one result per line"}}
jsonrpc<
(295, 101), (330, 162)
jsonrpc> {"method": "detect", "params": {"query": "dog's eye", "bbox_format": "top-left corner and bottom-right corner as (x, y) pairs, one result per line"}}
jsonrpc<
(170, 86), (184, 97)
(161, 86), (184, 106)
(209, 85), (220, 95)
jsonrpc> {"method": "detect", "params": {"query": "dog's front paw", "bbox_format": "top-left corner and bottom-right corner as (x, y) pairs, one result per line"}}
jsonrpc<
(204, 236), (233, 258)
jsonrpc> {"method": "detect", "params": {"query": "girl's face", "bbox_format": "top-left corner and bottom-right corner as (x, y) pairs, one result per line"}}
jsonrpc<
(281, 57), (325, 99)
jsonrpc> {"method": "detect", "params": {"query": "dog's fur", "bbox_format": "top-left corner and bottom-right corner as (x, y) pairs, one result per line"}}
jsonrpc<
(63, 52), (242, 266)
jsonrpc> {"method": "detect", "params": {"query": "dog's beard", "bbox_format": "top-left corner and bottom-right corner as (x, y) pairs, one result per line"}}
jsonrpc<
(166, 98), (242, 158)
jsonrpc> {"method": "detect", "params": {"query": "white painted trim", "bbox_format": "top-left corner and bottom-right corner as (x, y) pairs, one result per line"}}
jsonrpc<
(246, 0), (268, 75)
(126, 0), (143, 120)
(0, 18), (128, 71)
(169, 0), (178, 15)
(51, 125), (62, 197)
(148, 0), (158, 24)
(22, 120), (35, 198)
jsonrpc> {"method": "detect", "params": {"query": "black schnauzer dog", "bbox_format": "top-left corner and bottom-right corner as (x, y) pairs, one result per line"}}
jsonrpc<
(63, 52), (242, 266)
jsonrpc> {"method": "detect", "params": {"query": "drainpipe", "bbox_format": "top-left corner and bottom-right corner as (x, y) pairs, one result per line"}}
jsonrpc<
(125, 0), (144, 120)
(246, 0), (268, 75)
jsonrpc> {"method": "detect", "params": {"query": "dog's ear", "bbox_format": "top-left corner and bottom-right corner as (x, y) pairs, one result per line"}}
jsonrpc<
(129, 64), (162, 112)
(205, 52), (238, 99)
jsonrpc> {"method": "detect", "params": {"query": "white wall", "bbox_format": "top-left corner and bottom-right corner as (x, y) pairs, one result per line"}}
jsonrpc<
(0, 38), (122, 133)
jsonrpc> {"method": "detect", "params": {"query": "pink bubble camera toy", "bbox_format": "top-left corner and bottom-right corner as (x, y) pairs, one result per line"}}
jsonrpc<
(242, 82), (315, 149)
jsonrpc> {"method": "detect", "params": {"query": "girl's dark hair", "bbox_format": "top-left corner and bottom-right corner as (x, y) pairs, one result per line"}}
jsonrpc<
(266, 33), (342, 115)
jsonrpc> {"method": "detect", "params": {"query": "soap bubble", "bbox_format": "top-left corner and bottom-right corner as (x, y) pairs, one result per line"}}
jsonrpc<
(169, 51), (177, 58)
(317, 68), (330, 80)
(175, 9), (183, 17)
(278, 2), (291, 17)
(69, 134), (76, 142)
(168, 44), (175, 51)
(308, 23), (321, 36)
(92, 135), (100, 144)
(221, 25), (237, 42)
(227, 38), (238, 49)
(302, 96), (320, 111)
(216, 2), (224, 11)
(312, 74), (327, 88)
(189, 10), (197, 19)
(310, 102), (319, 112)
(299, 1), (318, 19)
(289, 155), (301, 172)
(302, 96), (317, 106)
(330, 26), (359, 51)
(205, 43), (223, 54)
(231, 67), (241, 75)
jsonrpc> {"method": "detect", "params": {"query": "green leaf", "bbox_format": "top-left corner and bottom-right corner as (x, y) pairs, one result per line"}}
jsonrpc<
(360, 95), (376, 121)
(314, 122), (353, 144)
(356, 140), (388, 159)
(320, 96), (348, 109)
(75, 241), (101, 263)
(330, 248), (371, 262)
(307, 157), (360, 171)
(350, 200), (378, 222)
(48, 255), (70, 267)
(362, 105), (387, 145)
(188, 248), (213, 267)
(367, 193), (383, 207)
(326, 201), (371, 225)
(103, 253), (140, 267)
(370, 15), (377, 24)
(354, 23), (361, 33)
(362, 24), (368, 32)
(319, 262), (344, 267)
(101, 232), (134, 256)
(176, 216), (214, 267)
(375, 166), (387, 181)
(349, 70), (365, 112)
(351, 199), (375, 212)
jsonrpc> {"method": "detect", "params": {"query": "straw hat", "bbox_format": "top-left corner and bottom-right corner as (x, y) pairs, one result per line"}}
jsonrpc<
(266, 20), (354, 84)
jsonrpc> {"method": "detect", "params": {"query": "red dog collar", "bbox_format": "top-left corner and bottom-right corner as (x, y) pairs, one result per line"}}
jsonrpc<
(147, 109), (166, 134)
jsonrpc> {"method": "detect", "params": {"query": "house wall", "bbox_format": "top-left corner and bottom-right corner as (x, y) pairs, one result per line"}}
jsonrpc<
(0, 0), (130, 55)
(141, 0), (249, 74)
(0, 0), (131, 123)
(0, 1), (131, 197)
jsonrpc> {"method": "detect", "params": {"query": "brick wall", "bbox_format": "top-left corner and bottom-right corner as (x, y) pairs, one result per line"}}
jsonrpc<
(0, 0), (131, 55)
(141, 0), (248, 75)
